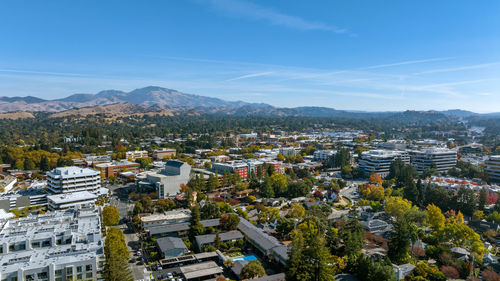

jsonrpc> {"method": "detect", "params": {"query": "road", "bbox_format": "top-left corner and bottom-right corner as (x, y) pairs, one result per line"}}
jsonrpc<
(108, 183), (150, 280)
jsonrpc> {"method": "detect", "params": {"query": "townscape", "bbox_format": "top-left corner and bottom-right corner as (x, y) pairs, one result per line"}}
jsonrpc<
(1, 111), (500, 281)
(2, 1), (500, 281)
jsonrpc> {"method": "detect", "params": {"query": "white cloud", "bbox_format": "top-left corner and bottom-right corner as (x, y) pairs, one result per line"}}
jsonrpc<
(203, 0), (350, 34)
(225, 71), (274, 81)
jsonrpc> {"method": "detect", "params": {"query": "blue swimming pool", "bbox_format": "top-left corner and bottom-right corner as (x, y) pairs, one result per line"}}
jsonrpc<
(233, 255), (258, 261)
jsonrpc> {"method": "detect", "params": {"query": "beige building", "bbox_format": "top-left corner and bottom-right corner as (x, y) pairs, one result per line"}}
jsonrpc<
(152, 148), (177, 160)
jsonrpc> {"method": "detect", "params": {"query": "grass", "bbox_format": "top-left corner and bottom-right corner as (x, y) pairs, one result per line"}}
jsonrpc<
(227, 251), (243, 258)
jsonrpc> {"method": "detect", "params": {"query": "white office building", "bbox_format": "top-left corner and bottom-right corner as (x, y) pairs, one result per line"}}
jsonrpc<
(485, 155), (500, 182)
(359, 150), (410, 177)
(410, 148), (457, 173)
(313, 150), (336, 162)
(46, 167), (101, 194)
(47, 191), (98, 211)
(0, 207), (104, 281)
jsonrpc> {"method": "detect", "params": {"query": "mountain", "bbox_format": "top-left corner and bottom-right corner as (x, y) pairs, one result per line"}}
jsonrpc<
(0, 86), (249, 113)
(0, 86), (499, 120)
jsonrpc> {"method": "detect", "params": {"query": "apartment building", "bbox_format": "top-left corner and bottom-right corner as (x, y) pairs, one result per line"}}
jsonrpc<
(410, 148), (457, 173)
(279, 147), (298, 157)
(94, 160), (140, 178)
(0, 207), (104, 281)
(125, 150), (149, 160)
(212, 161), (249, 179)
(140, 208), (191, 228)
(359, 150), (410, 177)
(485, 155), (500, 182)
(313, 150), (336, 162)
(46, 167), (101, 194)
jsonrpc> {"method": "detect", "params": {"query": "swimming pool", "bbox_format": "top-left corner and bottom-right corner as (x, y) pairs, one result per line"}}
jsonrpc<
(233, 255), (258, 261)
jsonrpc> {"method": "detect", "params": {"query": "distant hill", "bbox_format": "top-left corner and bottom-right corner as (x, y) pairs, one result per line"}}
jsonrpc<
(0, 86), (498, 120)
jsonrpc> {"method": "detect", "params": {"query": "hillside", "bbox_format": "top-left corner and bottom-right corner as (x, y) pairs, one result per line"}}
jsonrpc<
(49, 103), (173, 118)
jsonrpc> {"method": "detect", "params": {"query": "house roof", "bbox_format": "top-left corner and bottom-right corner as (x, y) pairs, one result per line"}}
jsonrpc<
(252, 273), (286, 281)
(231, 260), (249, 276)
(156, 237), (187, 253)
(195, 231), (244, 247)
(148, 219), (220, 235)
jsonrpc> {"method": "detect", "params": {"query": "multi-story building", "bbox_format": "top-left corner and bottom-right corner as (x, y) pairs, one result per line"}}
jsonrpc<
(485, 155), (500, 182)
(152, 148), (177, 160)
(125, 150), (149, 160)
(279, 147), (298, 157)
(140, 208), (191, 228)
(313, 150), (336, 162)
(47, 191), (98, 210)
(359, 150), (410, 177)
(0, 189), (48, 212)
(94, 160), (140, 178)
(212, 162), (249, 179)
(141, 160), (191, 198)
(410, 148), (457, 173)
(46, 167), (101, 194)
(0, 207), (104, 281)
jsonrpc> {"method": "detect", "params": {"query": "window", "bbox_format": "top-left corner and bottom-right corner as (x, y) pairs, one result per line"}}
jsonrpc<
(31, 242), (41, 248)
(37, 272), (47, 279)
(85, 264), (92, 271)
(55, 270), (62, 276)
(77, 274), (83, 280)
(85, 273), (93, 278)
(66, 268), (72, 274)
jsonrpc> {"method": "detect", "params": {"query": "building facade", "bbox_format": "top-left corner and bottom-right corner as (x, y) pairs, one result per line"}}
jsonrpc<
(46, 167), (101, 194)
(94, 160), (140, 179)
(152, 148), (177, 160)
(359, 150), (410, 177)
(410, 148), (457, 173)
(486, 155), (500, 182)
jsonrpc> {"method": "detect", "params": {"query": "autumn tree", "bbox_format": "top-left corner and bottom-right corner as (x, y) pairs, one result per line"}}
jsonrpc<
(425, 204), (445, 231)
(102, 205), (120, 226)
(369, 173), (383, 185)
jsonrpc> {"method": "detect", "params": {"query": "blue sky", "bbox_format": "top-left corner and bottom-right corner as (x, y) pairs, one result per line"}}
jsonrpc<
(1, 0), (500, 112)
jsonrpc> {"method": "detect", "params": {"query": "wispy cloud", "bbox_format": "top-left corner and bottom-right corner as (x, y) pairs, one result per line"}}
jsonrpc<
(0, 68), (90, 77)
(225, 71), (274, 81)
(360, 57), (453, 70)
(415, 62), (500, 75)
(203, 0), (350, 34)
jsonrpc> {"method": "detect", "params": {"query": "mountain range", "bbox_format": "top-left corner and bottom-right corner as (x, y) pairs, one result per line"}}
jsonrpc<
(0, 86), (498, 119)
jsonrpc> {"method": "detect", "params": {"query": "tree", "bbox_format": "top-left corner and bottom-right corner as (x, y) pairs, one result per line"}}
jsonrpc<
(388, 219), (413, 264)
(40, 155), (50, 171)
(200, 201), (221, 219)
(207, 174), (220, 191)
(270, 173), (287, 196)
(287, 181), (310, 198)
(23, 157), (35, 170)
(260, 176), (275, 198)
(287, 203), (305, 219)
(102, 205), (120, 226)
(479, 187), (487, 210)
(156, 198), (175, 212)
(339, 216), (364, 257)
(189, 205), (204, 239)
(415, 179), (425, 206)
(240, 260), (266, 280)
(286, 230), (336, 281)
(454, 186), (477, 216)
(258, 207), (280, 224)
(276, 217), (295, 239)
(369, 173), (383, 185)
(472, 210), (484, 221)
(104, 227), (133, 281)
(220, 214), (240, 231)
(403, 180), (419, 205)
(425, 204), (445, 231)
(384, 196), (414, 220)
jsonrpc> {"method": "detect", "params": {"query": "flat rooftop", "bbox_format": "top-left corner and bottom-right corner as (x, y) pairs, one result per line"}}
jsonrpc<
(180, 261), (223, 280)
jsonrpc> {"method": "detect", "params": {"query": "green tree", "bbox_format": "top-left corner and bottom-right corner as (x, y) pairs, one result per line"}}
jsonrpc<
(287, 203), (306, 219)
(270, 173), (288, 196)
(240, 260), (266, 280)
(40, 155), (50, 171)
(479, 187), (487, 210)
(200, 201), (221, 219)
(425, 204), (445, 231)
(104, 227), (133, 281)
(189, 205), (204, 239)
(388, 219), (414, 264)
(23, 157), (35, 170)
(260, 176), (275, 198)
(454, 186), (477, 216)
(102, 205), (120, 226)
(276, 217), (295, 239)
(339, 216), (364, 257)
(220, 214), (240, 231)
(286, 230), (335, 281)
